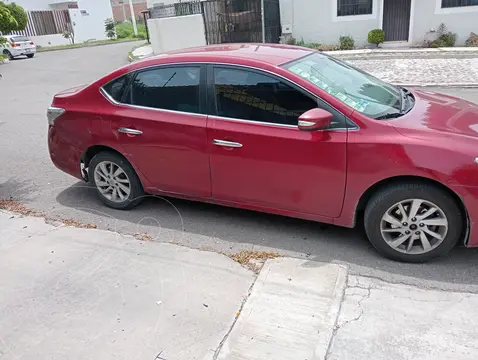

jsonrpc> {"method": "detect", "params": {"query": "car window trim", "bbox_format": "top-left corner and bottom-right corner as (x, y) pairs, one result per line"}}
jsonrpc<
(208, 64), (352, 130)
(99, 61), (358, 130)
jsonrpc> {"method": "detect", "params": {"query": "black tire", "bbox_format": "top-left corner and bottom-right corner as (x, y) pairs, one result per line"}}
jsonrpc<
(3, 50), (13, 60)
(89, 151), (144, 210)
(364, 182), (464, 263)
(26, 54), (34, 58)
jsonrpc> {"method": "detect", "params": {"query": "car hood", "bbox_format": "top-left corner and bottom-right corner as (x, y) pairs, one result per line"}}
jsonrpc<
(391, 89), (478, 139)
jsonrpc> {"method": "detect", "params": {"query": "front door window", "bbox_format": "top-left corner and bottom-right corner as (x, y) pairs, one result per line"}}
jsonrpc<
(214, 67), (318, 126)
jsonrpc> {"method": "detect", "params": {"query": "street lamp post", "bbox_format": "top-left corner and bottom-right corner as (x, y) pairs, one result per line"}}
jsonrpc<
(128, 0), (138, 36)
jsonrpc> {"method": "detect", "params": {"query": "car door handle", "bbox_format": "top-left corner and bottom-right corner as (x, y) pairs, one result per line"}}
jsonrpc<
(213, 139), (243, 148)
(118, 127), (142, 135)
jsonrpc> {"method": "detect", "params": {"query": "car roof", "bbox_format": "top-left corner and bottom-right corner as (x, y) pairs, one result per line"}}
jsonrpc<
(141, 43), (314, 67)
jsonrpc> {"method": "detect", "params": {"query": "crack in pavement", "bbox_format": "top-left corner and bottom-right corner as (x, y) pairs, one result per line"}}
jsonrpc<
(211, 266), (262, 359)
(325, 276), (373, 360)
(348, 272), (478, 294)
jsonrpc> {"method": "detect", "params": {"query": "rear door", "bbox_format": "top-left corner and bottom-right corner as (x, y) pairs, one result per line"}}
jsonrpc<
(206, 65), (348, 217)
(103, 64), (212, 197)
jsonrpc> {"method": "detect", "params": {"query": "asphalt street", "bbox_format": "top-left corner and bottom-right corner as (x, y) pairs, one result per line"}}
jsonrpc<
(1, 42), (478, 292)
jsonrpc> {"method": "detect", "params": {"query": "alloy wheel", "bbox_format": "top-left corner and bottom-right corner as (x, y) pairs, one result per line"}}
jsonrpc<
(380, 198), (449, 255)
(93, 161), (131, 203)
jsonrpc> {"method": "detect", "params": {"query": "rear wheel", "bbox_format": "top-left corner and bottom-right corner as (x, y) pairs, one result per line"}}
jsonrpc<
(364, 182), (463, 263)
(89, 152), (144, 210)
(3, 50), (13, 60)
(26, 54), (34, 58)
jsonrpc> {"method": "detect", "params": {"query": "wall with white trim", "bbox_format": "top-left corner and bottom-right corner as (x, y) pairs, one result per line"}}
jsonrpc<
(31, 34), (71, 47)
(69, 1), (115, 43)
(411, 0), (478, 45)
(282, 0), (478, 47)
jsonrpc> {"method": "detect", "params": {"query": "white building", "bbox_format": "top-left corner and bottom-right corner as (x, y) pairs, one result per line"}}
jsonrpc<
(280, 0), (478, 48)
(2, 0), (114, 47)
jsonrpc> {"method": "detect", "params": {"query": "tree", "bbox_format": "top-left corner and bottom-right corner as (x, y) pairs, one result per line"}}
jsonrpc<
(5, 2), (27, 31)
(63, 29), (74, 45)
(0, 4), (18, 35)
(0, 2), (27, 34)
(104, 18), (116, 40)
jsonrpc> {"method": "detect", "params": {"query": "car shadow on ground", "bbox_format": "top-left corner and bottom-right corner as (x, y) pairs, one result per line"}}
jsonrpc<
(56, 182), (478, 288)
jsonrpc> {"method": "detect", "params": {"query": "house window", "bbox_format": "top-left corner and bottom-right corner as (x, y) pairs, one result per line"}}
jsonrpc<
(442, 0), (478, 8)
(337, 0), (373, 16)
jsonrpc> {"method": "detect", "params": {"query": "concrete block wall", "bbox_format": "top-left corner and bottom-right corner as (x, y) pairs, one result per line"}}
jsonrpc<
(148, 14), (206, 54)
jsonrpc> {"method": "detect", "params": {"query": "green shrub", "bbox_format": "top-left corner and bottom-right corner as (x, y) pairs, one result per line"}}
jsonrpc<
(431, 32), (457, 47)
(440, 32), (457, 47)
(286, 37), (296, 45)
(339, 35), (354, 50)
(368, 29), (385, 45)
(115, 22), (134, 38)
(306, 42), (321, 49)
(105, 18), (116, 39)
(429, 23), (456, 48)
(136, 32), (146, 40)
(115, 22), (146, 39)
(465, 32), (478, 47)
(296, 37), (306, 47)
(317, 44), (340, 51)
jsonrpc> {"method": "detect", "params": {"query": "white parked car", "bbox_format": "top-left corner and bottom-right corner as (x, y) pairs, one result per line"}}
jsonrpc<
(1, 35), (36, 60)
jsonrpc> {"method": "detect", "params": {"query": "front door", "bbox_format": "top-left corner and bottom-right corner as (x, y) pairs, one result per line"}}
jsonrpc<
(382, 0), (411, 42)
(207, 65), (347, 218)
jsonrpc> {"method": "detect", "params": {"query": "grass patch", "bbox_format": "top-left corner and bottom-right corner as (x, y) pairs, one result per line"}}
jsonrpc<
(115, 22), (147, 40)
(230, 250), (281, 273)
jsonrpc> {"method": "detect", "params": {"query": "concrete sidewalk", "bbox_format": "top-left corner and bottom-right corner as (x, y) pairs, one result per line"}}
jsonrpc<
(2, 210), (478, 359)
(0, 211), (254, 360)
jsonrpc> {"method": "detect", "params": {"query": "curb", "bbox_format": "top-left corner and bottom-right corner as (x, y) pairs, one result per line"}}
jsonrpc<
(37, 39), (141, 53)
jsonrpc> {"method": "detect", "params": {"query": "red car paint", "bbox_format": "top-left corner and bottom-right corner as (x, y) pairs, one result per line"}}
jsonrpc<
(48, 44), (478, 247)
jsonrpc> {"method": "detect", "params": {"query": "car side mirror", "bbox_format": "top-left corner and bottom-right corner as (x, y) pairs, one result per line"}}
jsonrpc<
(298, 108), (333, 131)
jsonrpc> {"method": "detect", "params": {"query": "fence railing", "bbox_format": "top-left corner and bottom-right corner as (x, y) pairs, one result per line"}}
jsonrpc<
(150, 1), (202, 19)
(148, 0), (281, 45)
(7, 10), (71, 37)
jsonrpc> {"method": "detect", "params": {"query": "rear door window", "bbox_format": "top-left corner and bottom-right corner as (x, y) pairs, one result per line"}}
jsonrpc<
(102, 74), (133, 103)
(127, 66), (201, 114)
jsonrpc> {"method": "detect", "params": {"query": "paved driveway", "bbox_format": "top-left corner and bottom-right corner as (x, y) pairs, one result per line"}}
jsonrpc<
(1, 43), (478, 292)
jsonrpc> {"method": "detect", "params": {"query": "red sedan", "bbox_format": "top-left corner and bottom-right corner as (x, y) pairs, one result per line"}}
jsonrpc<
(47, 44), (478, 263)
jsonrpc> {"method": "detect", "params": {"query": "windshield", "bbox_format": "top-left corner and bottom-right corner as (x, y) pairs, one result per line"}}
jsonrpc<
(283, 52), (403, 119)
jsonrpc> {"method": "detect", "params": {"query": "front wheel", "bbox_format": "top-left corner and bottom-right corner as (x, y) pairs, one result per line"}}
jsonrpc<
(364, 183), (464, 263)
(26, 54), (34, 58)
(89, 151), (144, 210)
